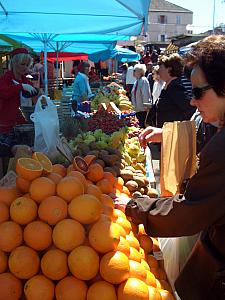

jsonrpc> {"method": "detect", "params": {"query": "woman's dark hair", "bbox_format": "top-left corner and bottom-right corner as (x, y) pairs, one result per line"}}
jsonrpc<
(158, 53), (184, 77)
(186, 35), (225, 97)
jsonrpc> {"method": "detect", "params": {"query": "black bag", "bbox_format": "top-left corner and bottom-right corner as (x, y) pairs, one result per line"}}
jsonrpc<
(175, 233), (225, 300)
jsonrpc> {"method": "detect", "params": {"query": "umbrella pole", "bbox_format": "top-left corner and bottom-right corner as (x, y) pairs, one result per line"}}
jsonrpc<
(56, 42), (59, 89)
(43, 37), (48, 96)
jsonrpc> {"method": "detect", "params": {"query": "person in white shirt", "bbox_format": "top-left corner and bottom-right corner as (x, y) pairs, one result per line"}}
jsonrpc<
(126, 61), (137, 98)
(152, 65), (165, 104)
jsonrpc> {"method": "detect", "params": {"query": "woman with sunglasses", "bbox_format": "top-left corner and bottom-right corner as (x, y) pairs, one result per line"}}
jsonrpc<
(125, 35), (225, 300)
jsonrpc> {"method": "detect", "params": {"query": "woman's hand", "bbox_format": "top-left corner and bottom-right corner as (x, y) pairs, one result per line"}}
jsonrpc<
(22, 84), (37, 95)
(139, 126), (163, 148)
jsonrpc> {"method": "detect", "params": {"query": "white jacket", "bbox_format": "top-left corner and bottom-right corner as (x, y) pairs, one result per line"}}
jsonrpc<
(131, 76), (152, 112)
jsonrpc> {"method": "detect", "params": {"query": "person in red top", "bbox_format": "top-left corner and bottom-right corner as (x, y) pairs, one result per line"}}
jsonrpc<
(88, 67), (100, 83)
(0, 48), (38, 156)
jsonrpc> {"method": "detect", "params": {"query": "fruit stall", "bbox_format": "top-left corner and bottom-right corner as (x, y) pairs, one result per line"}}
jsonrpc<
(0, 82), (176, 300)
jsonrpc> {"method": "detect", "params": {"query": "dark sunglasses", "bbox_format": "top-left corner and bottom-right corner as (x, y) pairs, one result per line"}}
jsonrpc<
(192, 85), (212, 100)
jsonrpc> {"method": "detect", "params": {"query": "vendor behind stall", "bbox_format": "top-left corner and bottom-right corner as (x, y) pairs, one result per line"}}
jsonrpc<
(72, 61), (94, 112)
(0, 48), (38, 155)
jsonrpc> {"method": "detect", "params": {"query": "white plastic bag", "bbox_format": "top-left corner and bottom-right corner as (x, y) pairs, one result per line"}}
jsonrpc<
(158, 234), (199, 290)
(30, 95), (59, 159)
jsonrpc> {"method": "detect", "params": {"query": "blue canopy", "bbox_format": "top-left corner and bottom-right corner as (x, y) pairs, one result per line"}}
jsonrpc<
(89, 45), (140, 62)
(0, 0), (150, 93)
(0, 0), (150, 35)
(5, 33), (117, 54)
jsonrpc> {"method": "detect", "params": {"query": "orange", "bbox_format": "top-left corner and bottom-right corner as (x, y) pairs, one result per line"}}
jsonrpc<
(129, 246), (142, 263)
(112, 208), (126, 221)
(16, 157), (43, 181)
(97, 213), (112, 223)
(159, 289), (175, 300)
(116, 217), (132, 234)
(0, 250), (8, 273)
(55, 276), (88, 300)
(29, 177), (56, 203)
(116, 236), (130, 256)
(67, 170), (88, 192)
(67, 164), (74, 174)
(129, 260), (147, 281)
(16, 176), (31, 193)
(126, 235), (140, 250)
(0, 186), (19, 206)
(86, 163), (104, 182)
(53, 219), (85, 252)
(86, 179), (93, 185)
(138, 234), (153, 254)
(158, 268), (167, 281)
(148, 286), (162, 300)
(0, 272), (22, 300)
(146, 255), (158, 268)
(100, 194), (114, 209)
(118, 278), (149, 300)
(89, 220), (120, 253)
(24, 221), (52, 251)
(141, 259), (150, 272)
(145, 270), (157, 287)
(102, 205), (113, 219)
(68, 246), (99, 281)
(41, 249), (69, 280)
(84, 154), (96, 166)
(96, 178), (114, 194)
(9, 246), (40, 279)
(100, 251), (130, 284)
(10, 197), (37, 225)
(88, 273), (103, 285)
(150, 267), (159, 279)
(52, 164), (67, 177)
(0, 221), (23, 252)
(156, 279), (162, 289)
(24, 275), (55, 300)
(32, 152), (53, 173)
(86, 184), (102, 199)
(38, 195), (67, 225)
(0, 202), (9, 223)
(46, 172), (62, 184)
(114, 177), (124, 191)
(103, 172), (116, 185)
(57, 176), (84, 202)
(68, 194), (102, 225)
(87, 280), (117, 300)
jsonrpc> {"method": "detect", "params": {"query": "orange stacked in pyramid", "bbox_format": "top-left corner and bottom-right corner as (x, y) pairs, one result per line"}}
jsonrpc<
(0, 153), (174, 300)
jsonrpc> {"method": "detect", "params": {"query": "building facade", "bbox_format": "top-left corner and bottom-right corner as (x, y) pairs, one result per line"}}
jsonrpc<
(146, 0), (193, 45)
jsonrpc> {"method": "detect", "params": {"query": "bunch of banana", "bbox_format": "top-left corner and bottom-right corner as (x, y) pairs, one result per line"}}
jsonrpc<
(118, 99), (133, 111)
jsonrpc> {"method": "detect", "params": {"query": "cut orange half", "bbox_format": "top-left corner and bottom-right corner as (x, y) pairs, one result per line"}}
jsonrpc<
(32, 152), (53, 174)
(16, 158), (43, 181)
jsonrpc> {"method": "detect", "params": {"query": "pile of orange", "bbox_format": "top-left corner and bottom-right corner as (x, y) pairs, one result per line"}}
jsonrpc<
(0, 152), (175, 300)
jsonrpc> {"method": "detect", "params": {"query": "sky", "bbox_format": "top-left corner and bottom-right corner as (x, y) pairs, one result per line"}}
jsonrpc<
(169, 0), (225, 33)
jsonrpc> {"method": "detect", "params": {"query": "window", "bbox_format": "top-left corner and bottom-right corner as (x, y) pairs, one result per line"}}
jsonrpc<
(160, 35), (166, 42)
(158, 15), (167, 24)
(176, 15), (181, 25)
